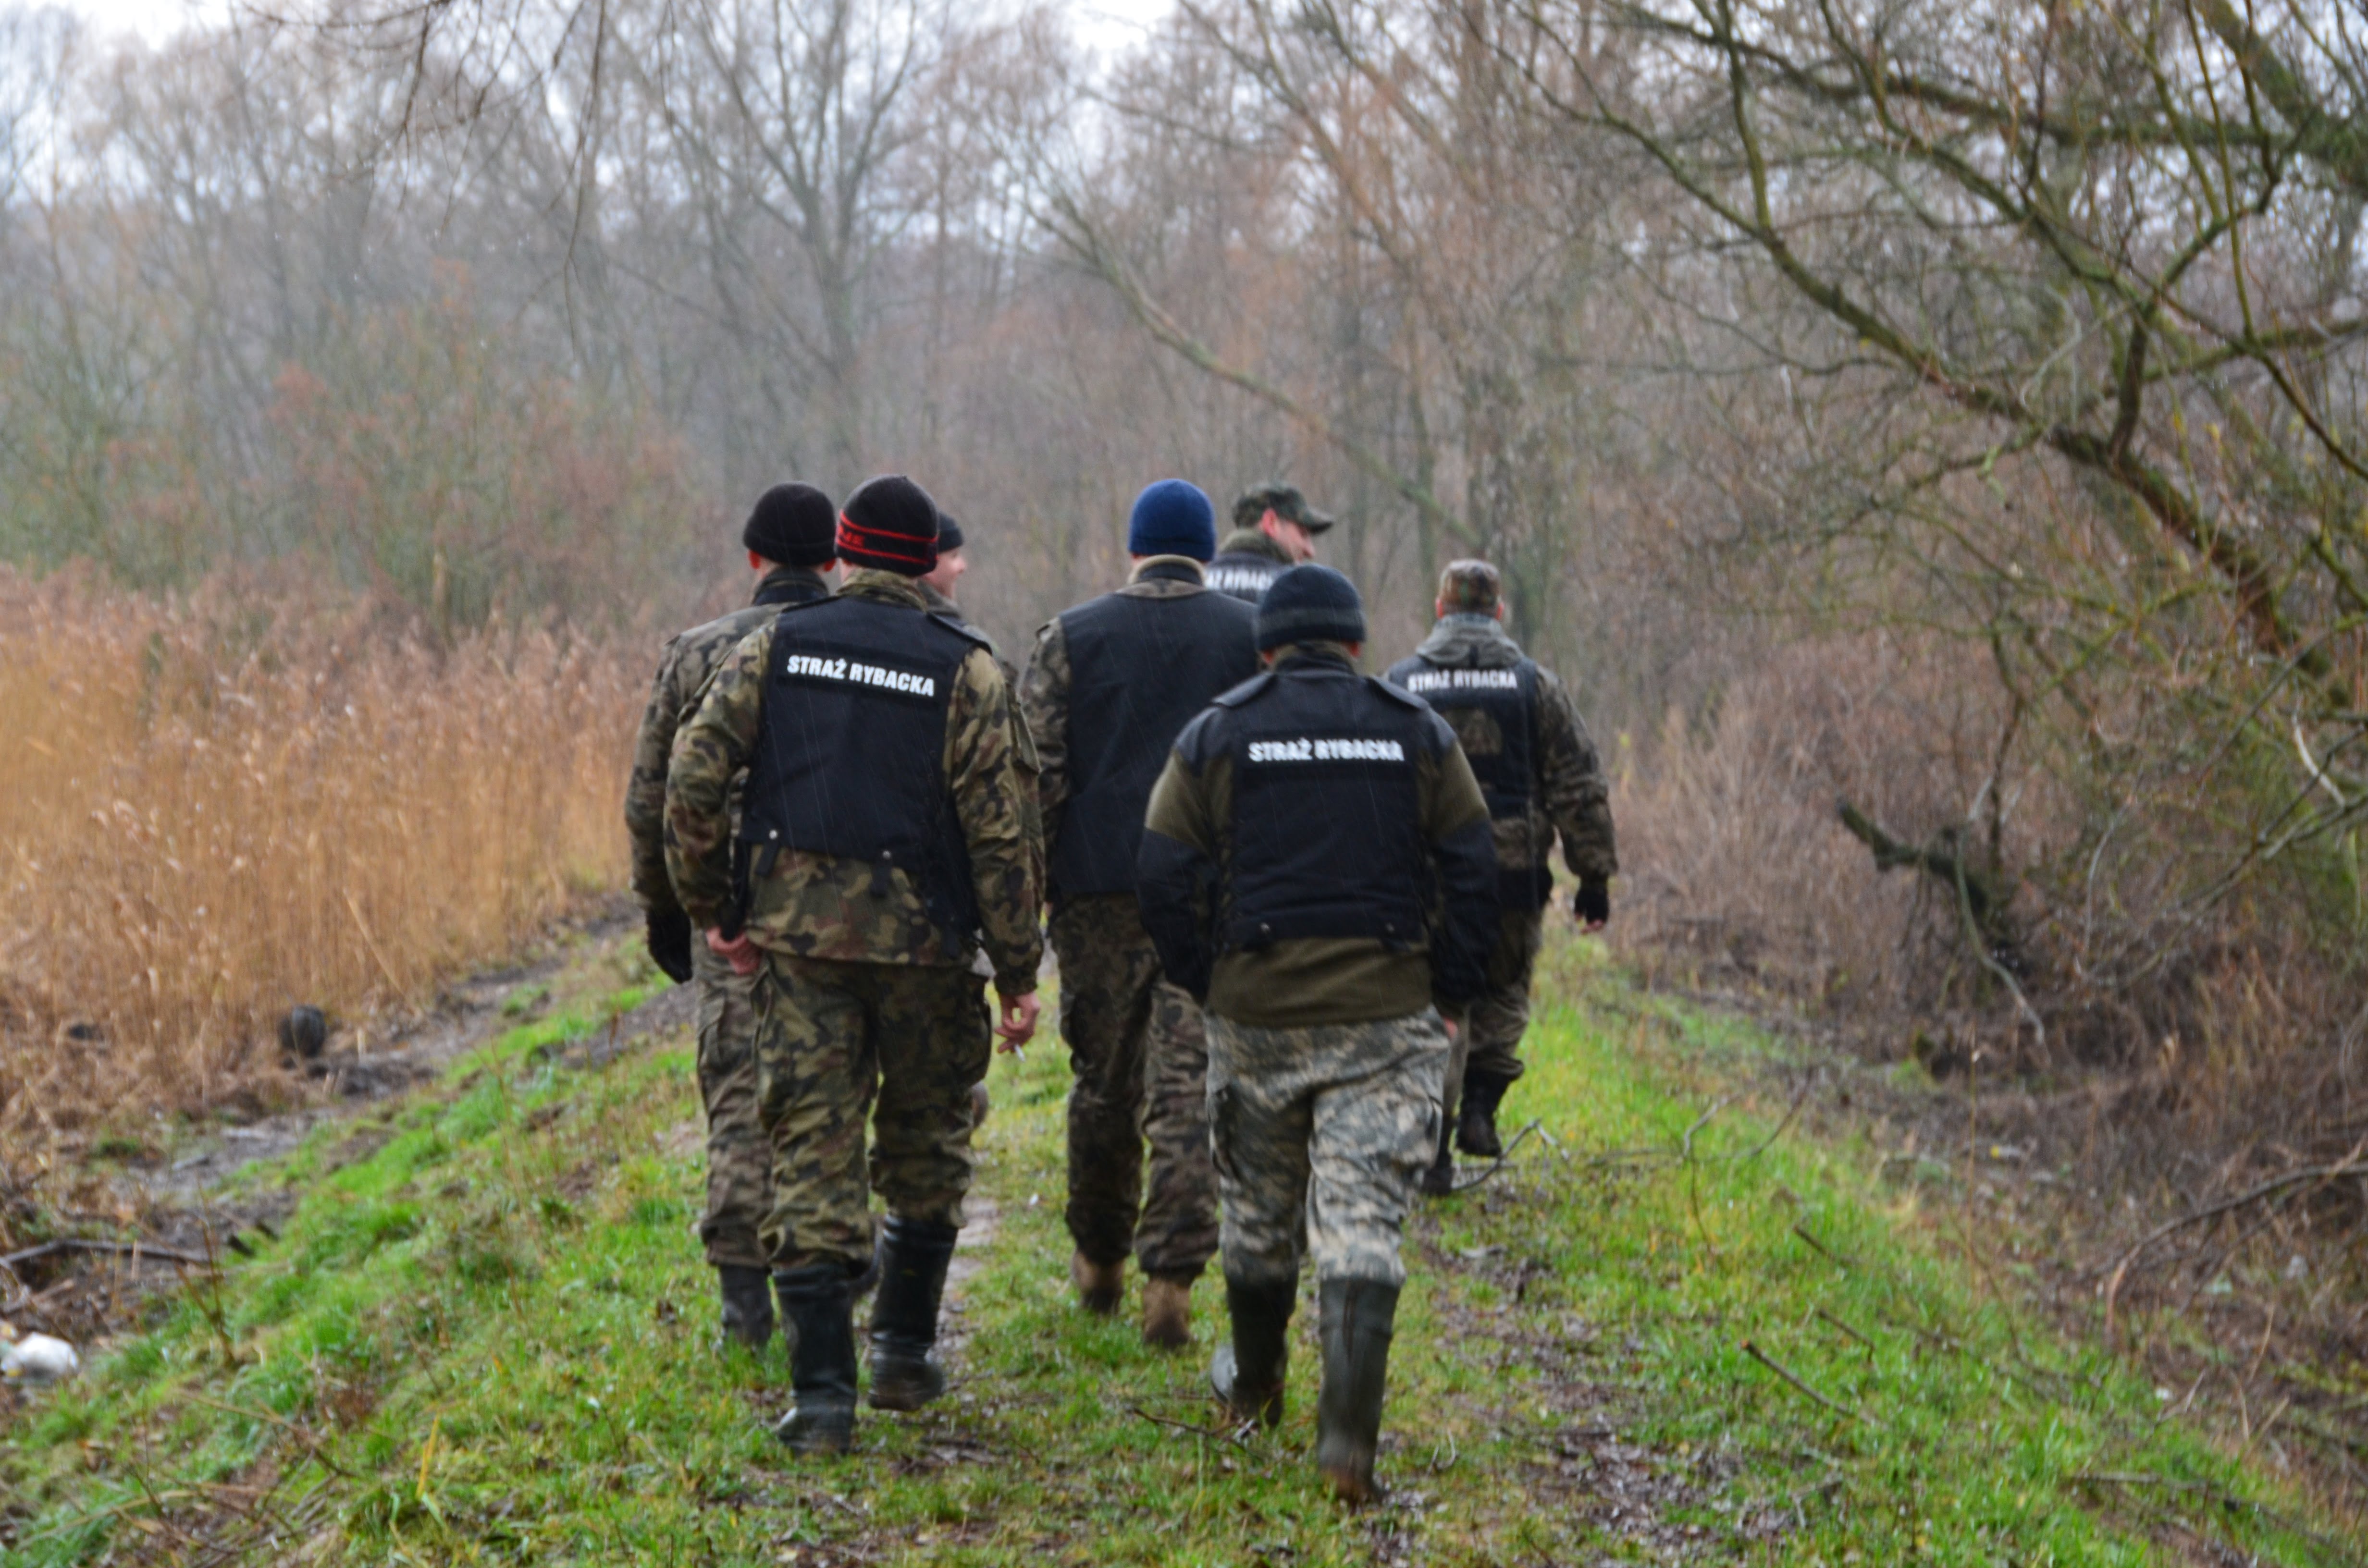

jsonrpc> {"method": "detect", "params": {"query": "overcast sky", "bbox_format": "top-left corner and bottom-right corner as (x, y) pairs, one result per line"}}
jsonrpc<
(56, 0), (1176, 58)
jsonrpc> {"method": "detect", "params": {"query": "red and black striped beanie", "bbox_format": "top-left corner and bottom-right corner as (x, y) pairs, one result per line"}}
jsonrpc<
(836, 475), (941, 576)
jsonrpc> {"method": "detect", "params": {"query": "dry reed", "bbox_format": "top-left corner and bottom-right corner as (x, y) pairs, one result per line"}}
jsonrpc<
(0, 565), (639, 1145)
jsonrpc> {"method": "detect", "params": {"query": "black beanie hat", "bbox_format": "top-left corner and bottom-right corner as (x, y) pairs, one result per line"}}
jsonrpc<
(743, 482), (839, 567)
(937, 513), (965, 553)
(1256, 564), (1365, 651)
(836, 475), (941, 576)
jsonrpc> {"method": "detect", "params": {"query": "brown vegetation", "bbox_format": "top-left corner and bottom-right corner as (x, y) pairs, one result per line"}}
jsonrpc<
(0, 567), (636, 1151)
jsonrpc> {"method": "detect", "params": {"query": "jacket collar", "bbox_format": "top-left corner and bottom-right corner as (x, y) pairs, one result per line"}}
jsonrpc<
(838, 568), (929, 610)
(753, 566), (831, 608)
(1130, 556), (1207, 586)
(1414, 613), (1524, 670)
(1270, 641), (1357, 674)
(1214, 527), (1292, 565)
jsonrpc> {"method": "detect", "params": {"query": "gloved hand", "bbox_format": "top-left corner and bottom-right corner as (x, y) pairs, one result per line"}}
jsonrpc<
(646, 906), (695, 983)
(1573, 880), (1610, 930)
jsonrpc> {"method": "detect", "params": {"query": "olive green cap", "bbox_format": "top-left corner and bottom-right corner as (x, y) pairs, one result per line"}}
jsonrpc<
(1231, 483), (1335, 534)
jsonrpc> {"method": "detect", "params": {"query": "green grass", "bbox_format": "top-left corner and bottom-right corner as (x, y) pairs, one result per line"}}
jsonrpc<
(0, 934), (2353, 1565)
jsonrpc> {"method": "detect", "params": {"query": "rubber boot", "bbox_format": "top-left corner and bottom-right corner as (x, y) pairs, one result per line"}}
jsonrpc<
(1208, 1274), (1295, 1427)
(1314, 1277), (1400, 1504)
(1417, 1120), (1456, 1198)
(1142, 1272), (1195, 1350)
(772, 1265), (858, 1454)
(867, 1215), (959, 1411)
(717, 1264), (777, 1350)
(1071, 1250), (1123, 1316)
(1456, 1073), (1511, 1159)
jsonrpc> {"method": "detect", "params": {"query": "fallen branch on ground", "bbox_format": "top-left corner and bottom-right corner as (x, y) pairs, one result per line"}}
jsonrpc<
(0, 1237), (216, 1271)
(1127, 1403), (1250, 1448)
(2102, 1146), (2368, 1336)
(1741, 1338), (1871, 1424)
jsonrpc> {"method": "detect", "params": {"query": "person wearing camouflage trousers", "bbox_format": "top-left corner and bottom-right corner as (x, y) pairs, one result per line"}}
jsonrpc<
(624, 481), (839, 1351)
(1020, 479), (1259, 1348)
(1385, 560), (1618, 1190)
(1137, 564), (1498, 1504)
(667, 475), (1044, 1456)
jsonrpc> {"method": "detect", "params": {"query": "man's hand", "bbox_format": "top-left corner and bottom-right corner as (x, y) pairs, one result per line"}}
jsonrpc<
(645, 908), (695, 984)
(705, 926), (763, 977)
(995, 989), (1041, 1052)
(1573, 880), (1610, 932)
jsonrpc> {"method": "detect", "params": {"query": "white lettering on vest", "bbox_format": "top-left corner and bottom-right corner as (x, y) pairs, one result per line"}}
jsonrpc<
(1401, 668), (1518, 693)
(1247, 736), (1406, 763)
(781, 652), (935, 698)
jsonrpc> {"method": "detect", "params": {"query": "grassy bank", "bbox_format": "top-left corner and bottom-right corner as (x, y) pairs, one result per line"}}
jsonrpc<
(0, 932), (2350, 1565)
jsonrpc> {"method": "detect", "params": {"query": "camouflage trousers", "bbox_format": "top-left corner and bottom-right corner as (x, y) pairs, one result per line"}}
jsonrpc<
(1205, 1009), (1449, 1288)
(752, 955), (993, 1274)
(1049, 894), (1219, 1279)
(692, 942), (772, 1270)
(1443, 907), (1542, 1126)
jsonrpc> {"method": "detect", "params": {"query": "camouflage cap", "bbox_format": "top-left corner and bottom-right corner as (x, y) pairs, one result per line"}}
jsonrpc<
(1232, 483), (1335, 535)
(1436, 559), (1503, 613)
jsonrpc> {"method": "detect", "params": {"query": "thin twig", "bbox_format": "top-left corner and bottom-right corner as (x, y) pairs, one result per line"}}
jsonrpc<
(1682, 1097), (1739, 1161)
(1451, 1119), (1544, 1192)
(1129, 1403), (1249, 1448)
(0, 1238), (215, 1270)
(2103, 1147), (2368, 1335)
(1740, 1338), (1869, 1423)
(1719, 1071), (1817, 1162)
(2070, 1471), (2360, 1561)
(1791, 1223), (1858, 1271)
(179, 1395), (358, 1479)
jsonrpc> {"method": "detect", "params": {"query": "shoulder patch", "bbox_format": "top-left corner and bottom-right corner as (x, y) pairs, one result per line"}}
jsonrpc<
(1211, 671), (1277, 709)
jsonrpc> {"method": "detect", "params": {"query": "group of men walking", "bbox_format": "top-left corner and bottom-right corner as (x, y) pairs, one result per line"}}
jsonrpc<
(625, 472), (1616, 1502)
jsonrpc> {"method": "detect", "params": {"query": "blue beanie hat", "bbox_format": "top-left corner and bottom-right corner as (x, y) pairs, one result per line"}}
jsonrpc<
(1127, 479), (1218, 562)
(1256, 564), (1365, 652)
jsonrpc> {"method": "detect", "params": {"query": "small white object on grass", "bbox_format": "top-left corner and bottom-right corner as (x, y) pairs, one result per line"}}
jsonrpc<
(1, 1331), (81, 1384)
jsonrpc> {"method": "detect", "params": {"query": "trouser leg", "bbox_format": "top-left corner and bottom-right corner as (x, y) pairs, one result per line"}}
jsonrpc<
(1050, 897), (1157, 1267)
(1458, 908), (1542, 1157)
(866, 964), (994, 1230)
(1305, 1012), (1450, 1289)
(693, 944), (771, 1270)
(754, 958), (878, 1275)
(1136, 978), (1219, 1280)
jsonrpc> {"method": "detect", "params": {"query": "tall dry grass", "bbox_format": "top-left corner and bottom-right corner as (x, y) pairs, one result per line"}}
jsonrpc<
(0, 566), (640, 1144)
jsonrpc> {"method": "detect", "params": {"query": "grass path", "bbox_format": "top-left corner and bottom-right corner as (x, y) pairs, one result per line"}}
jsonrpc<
(1, 931), (2355, 1565)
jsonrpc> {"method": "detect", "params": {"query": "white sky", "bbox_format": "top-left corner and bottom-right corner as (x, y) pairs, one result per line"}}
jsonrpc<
(55, 0), (1176, 58)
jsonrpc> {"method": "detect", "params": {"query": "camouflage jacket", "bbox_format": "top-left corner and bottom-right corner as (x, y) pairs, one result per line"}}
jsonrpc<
(625, 566), (833, 917)
(1017, 555), (1212, 850)
(1139, 643), (1497, 1028)
(1404, 615), (1618, 885)
(664, 570), (1046, 993)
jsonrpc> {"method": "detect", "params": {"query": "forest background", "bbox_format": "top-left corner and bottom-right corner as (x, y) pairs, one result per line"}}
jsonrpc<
(5, 0), (2368, 1464)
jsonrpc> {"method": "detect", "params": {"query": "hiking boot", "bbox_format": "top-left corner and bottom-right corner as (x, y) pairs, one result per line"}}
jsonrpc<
(772, 1265), (859, 1455)
(1314, 1277), (1399, 1505)
(867, 1216), (959, 1411)
(1456, 1074), (1511, 1159)
(1071, 1250), (1123, 1316)
(1418, 1119), (1456, 1198)
(1142, 1273), (1195, 1349)
(717, 1264), (776, 1350)
(1209, 1274), (1295, 1427)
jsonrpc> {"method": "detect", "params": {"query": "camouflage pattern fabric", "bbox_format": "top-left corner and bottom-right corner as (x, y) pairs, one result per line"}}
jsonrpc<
(1204, 1008), (1449, 1288)
(692, 940), (772, 1269)
(1439, 906), (1543, 1122)
(664, 569), (1046, 995)
(624, 566), (830, 918)
(752, 955), (994, 1272)
(1049, 894), (1219, 1279)
(1404, 614), (1617, 885)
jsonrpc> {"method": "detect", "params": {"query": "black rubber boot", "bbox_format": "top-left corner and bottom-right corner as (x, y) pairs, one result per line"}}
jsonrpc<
(867, 1216), (959, 1412)
(772, 1265), (859, 1454)
(1315, 1277), (1400, 1504)
(1418, 1118), (1456, 1198)
(1456, 1073), (1511, 1159)
(1209, 1274), (1295, 1427)
(717, 1264), (777, 1350)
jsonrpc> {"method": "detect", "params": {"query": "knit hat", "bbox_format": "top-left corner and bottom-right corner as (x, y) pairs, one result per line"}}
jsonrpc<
(742, 482), (839, 567)
(1436, 559), (1502, 614)
(1232, 482), (1334, 535)
(937, 513), (966, 553)
(1256, 564), (1365, 651)
(1127, 479), (1217, 562)
(836, 475), (941, 576)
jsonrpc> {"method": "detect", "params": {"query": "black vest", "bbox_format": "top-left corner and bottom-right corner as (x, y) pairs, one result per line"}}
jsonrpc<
(1050, 574), (1260, 900)
(1386, 650), (1548, 909)
(1215, 661), (1433, 951)
(740, 595), (987, 940)
(1206, 550), (1285, 604)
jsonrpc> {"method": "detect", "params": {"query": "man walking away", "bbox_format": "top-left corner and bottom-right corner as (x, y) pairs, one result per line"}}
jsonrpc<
(666, 475), (1045, 1455)
(1019, 479), (1259, 1348)
(1136, 564), (1498, 1503)
(1386, 561), (1617, 1192)
(1206, 483), (1331, 603)
(624, 482), (838, 1351)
